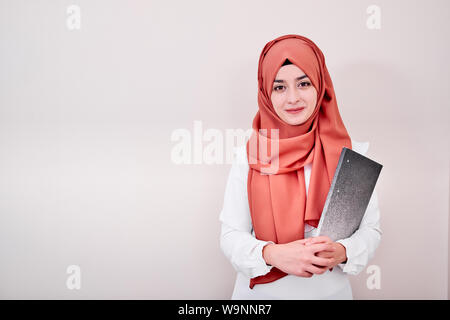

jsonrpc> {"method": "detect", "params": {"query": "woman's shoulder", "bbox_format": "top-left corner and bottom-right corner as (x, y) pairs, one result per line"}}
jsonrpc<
(351, 138), (370, 156)
(232, 144), (249, 167)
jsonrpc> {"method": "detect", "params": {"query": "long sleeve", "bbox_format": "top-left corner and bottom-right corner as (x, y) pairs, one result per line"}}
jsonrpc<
(219, 146), (274, 278)
(335, 186), (382, 275)
(220, 222), (274, 278)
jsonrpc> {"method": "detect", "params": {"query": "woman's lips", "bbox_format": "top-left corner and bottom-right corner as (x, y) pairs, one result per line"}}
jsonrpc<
(285, 107), (305, 114)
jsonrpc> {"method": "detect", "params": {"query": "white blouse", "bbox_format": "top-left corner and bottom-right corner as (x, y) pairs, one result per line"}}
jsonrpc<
(219, 139), (382, 299)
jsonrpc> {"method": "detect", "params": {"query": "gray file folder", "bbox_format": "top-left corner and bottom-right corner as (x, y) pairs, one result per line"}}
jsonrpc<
(317, 147), (383, 241)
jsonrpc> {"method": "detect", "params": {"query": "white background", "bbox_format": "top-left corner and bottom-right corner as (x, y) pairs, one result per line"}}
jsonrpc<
(0, 0), (449, 299)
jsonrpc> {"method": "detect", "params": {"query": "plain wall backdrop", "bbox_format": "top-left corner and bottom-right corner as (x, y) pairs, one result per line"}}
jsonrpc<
(0, 0), (449, 299)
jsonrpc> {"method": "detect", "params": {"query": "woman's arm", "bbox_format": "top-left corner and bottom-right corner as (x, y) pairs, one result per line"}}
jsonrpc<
(219, 146), (274, 278)
(310, 141), (382, 275)
(220, 222), (274, 278)
(334, 187), (383, 275)
(219, 146), (335, 278)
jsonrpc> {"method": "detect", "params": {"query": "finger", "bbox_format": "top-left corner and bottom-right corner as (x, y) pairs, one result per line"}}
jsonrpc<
(310, 243), (335, 253)
(306, 236), (332, 244)
(301, 272), (313, 278)
(306, 264), (329, 275)
(310, 256), (334, 267)
(315, 251), (334, 259)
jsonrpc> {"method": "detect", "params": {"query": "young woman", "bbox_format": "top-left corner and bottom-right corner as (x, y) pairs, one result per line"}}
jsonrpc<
(219, 34), (382, 300)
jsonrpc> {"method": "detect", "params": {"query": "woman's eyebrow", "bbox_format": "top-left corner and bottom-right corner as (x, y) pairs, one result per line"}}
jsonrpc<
(273, 75), (309, 83)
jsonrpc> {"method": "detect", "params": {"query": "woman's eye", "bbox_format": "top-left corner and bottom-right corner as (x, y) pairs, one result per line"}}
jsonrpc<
(273, 82), (310, 92)
(273, 85), (284, 92)
(298, 81), (311, 88)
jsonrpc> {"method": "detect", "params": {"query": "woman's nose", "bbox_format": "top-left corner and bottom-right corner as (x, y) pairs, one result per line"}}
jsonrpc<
(286, 87), (301, 104)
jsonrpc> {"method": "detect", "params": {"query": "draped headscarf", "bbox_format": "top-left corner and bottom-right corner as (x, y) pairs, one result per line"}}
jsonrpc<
(246, 34), (352, 289)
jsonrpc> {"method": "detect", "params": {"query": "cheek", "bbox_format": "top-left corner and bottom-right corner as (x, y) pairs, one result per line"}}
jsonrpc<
(270, 94), (284, 112)
(305, 90), (318, 109)
(305, 92), (317, 106)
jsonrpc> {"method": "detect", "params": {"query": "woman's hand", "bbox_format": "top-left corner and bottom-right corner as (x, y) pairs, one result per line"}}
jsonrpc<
(262, 237), (336, 278)
(303, 236), (348, 271)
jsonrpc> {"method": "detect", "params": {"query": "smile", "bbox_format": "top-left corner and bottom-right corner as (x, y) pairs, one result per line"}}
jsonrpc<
(285, 107), (305, 114)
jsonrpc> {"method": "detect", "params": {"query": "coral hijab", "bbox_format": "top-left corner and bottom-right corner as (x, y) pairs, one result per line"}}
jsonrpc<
(246, 34), (352, 289)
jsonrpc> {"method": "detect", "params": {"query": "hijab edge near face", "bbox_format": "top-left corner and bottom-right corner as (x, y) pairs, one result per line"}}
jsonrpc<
(256, 35), (327, 139)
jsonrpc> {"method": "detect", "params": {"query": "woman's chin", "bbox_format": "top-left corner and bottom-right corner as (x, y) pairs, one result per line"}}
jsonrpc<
(283, 116), (306, 126)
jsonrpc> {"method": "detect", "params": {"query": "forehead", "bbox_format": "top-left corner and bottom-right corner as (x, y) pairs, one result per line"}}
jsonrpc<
(276, 64), (306, 76)
(274, 64), (308, 79)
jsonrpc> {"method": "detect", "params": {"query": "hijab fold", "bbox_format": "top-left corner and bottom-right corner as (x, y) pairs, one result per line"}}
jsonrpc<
(246, 35), (352, 289)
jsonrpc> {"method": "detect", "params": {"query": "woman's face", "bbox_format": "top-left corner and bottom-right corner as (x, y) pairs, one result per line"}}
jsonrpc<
(270, 64), (318, 126)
